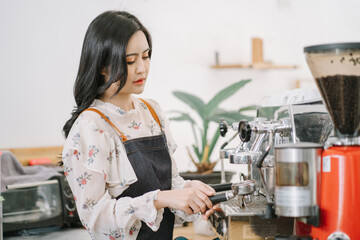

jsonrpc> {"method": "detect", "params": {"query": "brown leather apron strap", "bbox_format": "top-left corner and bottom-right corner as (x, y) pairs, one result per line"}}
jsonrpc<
(83, 108), (128, 142)
(83, 99), (161, 142)
(138, 98), (162, 130)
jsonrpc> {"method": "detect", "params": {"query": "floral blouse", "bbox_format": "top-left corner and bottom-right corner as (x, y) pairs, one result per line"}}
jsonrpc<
(62, 97), (198, 240)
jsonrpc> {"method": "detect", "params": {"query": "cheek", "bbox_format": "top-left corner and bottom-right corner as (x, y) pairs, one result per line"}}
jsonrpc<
(145, 61), (151, 72)
(125, 65), (134, 80)
(126, 65), (133, 74)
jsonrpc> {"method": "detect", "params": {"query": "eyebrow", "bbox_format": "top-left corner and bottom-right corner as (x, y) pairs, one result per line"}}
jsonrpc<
(126, 48), (150, 57)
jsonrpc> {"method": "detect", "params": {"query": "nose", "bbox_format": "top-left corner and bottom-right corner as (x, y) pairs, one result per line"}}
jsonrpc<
(135, 58), (146, 74)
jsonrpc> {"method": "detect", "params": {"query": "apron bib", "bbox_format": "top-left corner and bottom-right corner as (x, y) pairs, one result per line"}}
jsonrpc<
(84, 99), (174, 240)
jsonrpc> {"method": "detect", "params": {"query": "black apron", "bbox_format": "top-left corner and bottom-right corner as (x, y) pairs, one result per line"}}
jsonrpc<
(85, 99), (174, 240)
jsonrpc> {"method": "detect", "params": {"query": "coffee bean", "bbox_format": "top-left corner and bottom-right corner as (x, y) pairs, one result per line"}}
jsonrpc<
(315, 75), (360, 137)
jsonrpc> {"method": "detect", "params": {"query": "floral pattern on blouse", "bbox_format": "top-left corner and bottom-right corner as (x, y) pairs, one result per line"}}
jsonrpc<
(88, 145), (99, 164)
(64, 166), (73, 177)
(107, 151), (113, 163)
(125, 205), (139, 216)
(94, 128), (105, 134)
(119, 178), (130, 188)
(102, 170), (107, 181)
(159, 117), (165, 129)
(62, 97), (195, 240)
(147, 120), (156, 135)
(139, 101), (148, 110)
(62, 152), (70, 161)
(103, 229), (122, 240)
(129, 225), (139, 236)
(72, 133), (80, 147)
(82, 220), (94, 239)
(128, 120), (141, 130)
(76, 172), (92, 189)
(114, 141), (121, 156)
(82, 198), (97, 210)
(116, 108), (126, 115)
(73, 149), (81, 161)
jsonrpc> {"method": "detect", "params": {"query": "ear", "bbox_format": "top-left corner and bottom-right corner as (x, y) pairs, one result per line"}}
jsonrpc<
(100, 67), (110, 83)
(100, 67), (108, 76)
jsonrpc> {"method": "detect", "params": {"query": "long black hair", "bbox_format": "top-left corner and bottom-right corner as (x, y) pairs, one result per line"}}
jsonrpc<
(63, 11), (152, 138)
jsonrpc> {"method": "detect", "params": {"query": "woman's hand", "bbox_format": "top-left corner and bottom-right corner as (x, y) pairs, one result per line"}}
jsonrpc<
(202, 203), (220, 220)
(184, 181), (221, 219)
(183, 180), (215, 193)
(154, 180), (218, 219)
(184, 180), (220, 219)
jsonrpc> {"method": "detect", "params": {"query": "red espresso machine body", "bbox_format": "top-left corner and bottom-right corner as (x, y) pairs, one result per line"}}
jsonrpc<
(304, 42), (360, 240)
(311, 146), (360, 239)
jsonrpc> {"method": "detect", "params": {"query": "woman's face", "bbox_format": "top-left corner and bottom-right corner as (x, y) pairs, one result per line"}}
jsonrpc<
(120, 30), (151, 95)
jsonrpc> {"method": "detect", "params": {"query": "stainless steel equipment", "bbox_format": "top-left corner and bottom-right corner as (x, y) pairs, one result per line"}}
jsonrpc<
(210, 99), (332, 239)
(275, 143), (322, 218)
(210, 180), (256, 209)
(209, 42), (360, 240)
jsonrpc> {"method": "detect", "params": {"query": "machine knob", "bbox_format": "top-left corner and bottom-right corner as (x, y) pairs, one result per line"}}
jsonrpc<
(219, 118), (228, 137)
(327, 232), (350, 240)
(238, 120), (252, 142)
(66, 199), (76, 212)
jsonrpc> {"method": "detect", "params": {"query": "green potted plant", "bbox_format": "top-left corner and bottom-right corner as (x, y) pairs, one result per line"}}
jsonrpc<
(169, 79), (256, 181)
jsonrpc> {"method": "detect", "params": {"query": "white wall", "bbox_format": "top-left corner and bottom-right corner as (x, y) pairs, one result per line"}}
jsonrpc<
(1, 0), (359, 172)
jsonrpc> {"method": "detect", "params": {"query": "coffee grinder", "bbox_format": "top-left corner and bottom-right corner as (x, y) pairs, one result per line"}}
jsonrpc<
(304, 43), (360, 239)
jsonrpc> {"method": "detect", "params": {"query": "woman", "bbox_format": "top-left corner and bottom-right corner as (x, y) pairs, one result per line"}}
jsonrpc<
(62, 11), (218, 240)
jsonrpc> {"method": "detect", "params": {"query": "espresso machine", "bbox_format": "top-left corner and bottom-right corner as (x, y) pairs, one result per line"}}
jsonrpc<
(209, 98), (332, 239)
(209, 43), (360, 240)
(303, 42), (360, 240)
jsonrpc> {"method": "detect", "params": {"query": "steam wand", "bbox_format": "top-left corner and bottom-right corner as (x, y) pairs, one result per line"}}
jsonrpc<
(219, 119), (238, 183)
(256, 130), (276, 219)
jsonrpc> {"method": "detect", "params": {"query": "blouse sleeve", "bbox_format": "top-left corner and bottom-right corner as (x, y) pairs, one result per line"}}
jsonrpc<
(170, 154), (200, 223)
(62, 115), (164, 239)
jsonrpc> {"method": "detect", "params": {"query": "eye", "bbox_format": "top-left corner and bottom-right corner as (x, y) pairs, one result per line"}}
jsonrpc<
(126, 57), (136, 65)
(142, 55), (150, 60)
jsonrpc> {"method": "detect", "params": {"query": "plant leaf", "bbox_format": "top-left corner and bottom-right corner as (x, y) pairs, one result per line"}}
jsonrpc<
(168, 110), (201, 148)
(204, 79), (251, 118)
(192, 144), (201, 162)
(238, 105), (258, 112)
(207, 109), (254, 124)
(168, 110), (196, 124)
(201, 144), (210, 164)
(208, 129), (220, 162)
(173, 91), (206, 118)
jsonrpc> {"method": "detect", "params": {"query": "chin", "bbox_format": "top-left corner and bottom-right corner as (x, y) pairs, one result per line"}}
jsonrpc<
(133, 88), (145, 95)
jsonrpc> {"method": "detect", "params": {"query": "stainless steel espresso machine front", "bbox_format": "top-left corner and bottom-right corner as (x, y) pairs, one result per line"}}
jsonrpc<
(209, 99), (332, 240)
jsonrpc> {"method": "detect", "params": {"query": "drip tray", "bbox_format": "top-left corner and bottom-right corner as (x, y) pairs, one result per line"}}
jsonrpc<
(220, 195), (267, 217)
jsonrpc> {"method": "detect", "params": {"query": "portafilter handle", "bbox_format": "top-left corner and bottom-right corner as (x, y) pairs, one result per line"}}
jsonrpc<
(209, 183), (235, 204)
(208, 180), (256, 204)
(210, 183), (233, 192)
(209, 191), (236, 204)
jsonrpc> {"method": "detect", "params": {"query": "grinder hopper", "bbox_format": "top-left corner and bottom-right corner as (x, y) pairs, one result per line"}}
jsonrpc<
(303, 43), (360, 239)
(304, 43), (360, 140)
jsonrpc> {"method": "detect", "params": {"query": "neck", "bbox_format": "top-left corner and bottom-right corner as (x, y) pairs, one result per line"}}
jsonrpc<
(100, 93), (134, 111)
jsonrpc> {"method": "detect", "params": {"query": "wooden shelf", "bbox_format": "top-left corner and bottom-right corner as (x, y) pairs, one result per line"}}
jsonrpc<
(211, 62), (299, 69)
(211, 38), (299, 70)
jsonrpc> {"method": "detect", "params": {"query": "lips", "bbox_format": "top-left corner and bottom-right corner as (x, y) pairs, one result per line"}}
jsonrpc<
(133, 78), (145, 85)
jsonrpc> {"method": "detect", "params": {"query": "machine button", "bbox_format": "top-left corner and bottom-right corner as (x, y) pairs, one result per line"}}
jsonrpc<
(327, 232), (350, 240)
